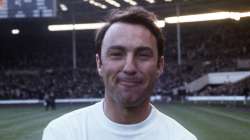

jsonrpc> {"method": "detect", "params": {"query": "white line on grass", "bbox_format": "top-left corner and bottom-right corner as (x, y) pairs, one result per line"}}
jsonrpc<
(194, 107), (250, 124)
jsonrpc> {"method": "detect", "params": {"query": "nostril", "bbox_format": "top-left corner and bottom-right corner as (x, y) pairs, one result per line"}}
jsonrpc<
(123, 64), (137, 75)
(123, 70), (137, 75)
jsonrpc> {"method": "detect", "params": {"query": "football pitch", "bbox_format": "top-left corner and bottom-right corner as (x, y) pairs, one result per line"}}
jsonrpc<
(0, 103), (250, 140)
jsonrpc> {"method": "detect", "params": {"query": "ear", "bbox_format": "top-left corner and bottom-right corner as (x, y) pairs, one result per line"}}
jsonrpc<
(96, 54), (103, 77)
(157, 56), (165, 78)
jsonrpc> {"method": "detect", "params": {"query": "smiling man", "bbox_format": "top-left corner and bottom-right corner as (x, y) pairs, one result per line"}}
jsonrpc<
(97, 21), (160, 124)
(42, 6), (197, 140)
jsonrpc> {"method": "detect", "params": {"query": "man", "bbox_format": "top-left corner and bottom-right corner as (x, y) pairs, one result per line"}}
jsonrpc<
(42, 6), (197, 140)
(243, 85), (249, 104)
(43, 93), (50, 111)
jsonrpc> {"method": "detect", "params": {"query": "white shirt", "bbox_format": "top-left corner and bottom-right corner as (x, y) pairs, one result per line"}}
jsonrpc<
(43, 101), (197, 140)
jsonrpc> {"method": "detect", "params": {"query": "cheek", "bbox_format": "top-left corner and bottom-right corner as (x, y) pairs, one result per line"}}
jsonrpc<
(139, 63), (159, 81)
(102, 61), (123, 80)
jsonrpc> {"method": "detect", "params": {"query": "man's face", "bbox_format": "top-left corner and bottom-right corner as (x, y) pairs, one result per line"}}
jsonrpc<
(96, 22), (164, 107)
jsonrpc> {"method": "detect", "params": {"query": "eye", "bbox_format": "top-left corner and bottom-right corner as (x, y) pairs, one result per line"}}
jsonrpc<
(138, 51), (152, 59)
(139, 52), (151, 57)
(108, 50), (124, 59)
(110, 52), (123, 56)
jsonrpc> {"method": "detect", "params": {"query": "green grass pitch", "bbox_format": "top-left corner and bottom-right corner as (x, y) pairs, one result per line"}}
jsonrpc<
(0, 103), (250, 140)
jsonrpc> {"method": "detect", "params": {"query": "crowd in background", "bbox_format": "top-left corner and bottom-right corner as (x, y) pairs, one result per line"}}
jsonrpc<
(1, 19), (250, 99)
(0, 69), (103, 99)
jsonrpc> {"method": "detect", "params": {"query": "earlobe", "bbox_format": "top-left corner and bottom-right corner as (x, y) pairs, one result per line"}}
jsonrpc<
(96, 54), (102, 76)
(156, 69), (163, 78)
(98, 68), (102, 73)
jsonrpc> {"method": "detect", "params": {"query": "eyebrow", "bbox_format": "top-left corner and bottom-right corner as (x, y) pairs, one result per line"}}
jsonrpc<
(107, 45), (125, 52)
(105, 45), (155, 58)
(136, 46), (153, 53)
(107, 45), (153, 52)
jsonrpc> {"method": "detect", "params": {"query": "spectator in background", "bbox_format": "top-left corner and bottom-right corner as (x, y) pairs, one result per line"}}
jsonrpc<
(49, 92), (56, 110)
(43, 93), (50, 111)
(243, 86), (249, 104)
(43, 92), (56, 111)
(42, 6), (197, 140)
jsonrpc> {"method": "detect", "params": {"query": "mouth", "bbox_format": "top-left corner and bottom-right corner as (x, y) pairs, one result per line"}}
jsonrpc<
(118, 78), (143, 87)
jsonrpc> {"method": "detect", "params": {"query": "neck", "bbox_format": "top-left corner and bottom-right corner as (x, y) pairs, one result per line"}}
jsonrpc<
(103, 97), (151, 124)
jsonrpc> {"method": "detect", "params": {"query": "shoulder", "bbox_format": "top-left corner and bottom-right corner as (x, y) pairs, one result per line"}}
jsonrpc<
(42, 102), (101, 140)
(50, 103), (97, 126)
(155, 109), (197, 140)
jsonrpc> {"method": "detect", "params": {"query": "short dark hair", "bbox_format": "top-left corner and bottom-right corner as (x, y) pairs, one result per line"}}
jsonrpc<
(95, 6), (165, 62)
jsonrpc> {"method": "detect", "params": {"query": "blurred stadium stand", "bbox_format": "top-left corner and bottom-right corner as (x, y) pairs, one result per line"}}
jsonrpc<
(0, 0), (250, 104)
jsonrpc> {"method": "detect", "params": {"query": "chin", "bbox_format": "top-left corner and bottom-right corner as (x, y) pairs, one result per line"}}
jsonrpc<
(119, 93), (148, 107)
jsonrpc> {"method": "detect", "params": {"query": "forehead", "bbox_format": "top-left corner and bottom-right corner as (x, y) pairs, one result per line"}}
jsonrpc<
(101, 22), (157, 52)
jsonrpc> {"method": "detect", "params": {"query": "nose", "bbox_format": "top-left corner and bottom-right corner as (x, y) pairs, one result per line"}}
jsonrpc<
(123, 55), (137, 75)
